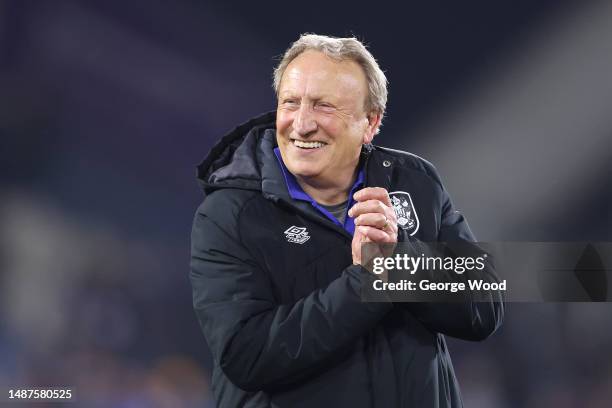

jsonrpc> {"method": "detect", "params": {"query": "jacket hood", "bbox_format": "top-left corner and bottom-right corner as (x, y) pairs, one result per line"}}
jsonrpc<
(197, 111), (277, 194)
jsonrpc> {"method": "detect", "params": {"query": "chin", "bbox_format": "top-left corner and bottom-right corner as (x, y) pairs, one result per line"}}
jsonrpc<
(287, 164), (322, 179)
(290, 169), (320, 179)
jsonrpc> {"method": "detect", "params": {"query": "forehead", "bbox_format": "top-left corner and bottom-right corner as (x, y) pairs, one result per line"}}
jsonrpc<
(279, 50), (368, 102)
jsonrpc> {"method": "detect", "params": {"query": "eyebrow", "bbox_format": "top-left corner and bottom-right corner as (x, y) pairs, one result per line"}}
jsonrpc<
(279, 91), (337, 102)
(279, 92), (297, 99)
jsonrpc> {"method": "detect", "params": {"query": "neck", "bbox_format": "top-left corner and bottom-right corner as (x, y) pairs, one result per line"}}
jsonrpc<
(296, 168), (358, 206)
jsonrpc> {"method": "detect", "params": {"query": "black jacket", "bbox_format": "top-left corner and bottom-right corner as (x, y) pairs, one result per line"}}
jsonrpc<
(190, 111), (504, 407)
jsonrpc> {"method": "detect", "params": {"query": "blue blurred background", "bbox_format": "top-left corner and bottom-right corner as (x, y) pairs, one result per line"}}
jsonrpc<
(1, 0), (611, 406)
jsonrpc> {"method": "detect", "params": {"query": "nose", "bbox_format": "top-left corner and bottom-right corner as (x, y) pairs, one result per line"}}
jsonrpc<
(293, 104), (317, 137)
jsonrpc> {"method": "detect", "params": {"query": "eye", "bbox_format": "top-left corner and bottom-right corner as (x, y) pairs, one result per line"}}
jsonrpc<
(281, 98), (300, 109)
(316, 101), (335, 110)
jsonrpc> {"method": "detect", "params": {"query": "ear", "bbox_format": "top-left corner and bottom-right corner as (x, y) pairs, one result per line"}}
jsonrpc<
(362, 112), (382, 144)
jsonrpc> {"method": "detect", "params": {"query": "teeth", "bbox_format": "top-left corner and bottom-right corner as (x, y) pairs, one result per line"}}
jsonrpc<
(293, 140), (325, 149)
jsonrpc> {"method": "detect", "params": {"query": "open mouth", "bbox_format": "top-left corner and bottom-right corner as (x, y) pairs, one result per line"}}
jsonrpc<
(292, 139), (327, 149)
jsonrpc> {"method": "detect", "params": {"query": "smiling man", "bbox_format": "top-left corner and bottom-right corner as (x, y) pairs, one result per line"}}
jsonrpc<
(191, 34), (504, 407)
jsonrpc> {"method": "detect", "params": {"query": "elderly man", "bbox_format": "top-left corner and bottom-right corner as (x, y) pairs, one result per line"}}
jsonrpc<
(191, 34), (504, 407)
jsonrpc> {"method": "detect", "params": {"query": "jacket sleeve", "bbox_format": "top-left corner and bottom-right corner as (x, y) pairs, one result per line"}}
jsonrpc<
(190, 204), (392, 392)
(399, 182), (505, 341)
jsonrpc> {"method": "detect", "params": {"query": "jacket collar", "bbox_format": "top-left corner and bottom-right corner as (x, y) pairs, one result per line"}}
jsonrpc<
(197, 110), (394, 198)
(197, 111), (398, 238)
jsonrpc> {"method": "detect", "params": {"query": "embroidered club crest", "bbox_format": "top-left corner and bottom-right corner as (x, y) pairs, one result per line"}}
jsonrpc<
(284, 226), (311, 244)
(389, 191), (419, 236)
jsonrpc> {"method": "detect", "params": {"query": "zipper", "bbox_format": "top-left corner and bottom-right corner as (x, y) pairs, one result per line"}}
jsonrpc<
(362, 144), (373, 188)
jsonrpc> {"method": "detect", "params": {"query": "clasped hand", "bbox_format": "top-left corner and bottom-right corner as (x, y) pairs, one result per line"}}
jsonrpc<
(349, 187), (398, 268)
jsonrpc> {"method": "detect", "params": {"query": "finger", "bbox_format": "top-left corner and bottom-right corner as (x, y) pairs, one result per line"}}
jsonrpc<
(351, 228), (372, 265)
(354, 187), (392, 206)
(348, 199), (388, 218)
(352, 227), (369, 245)
(354, 212), (388, 229)
(356, 225), (394, 243)
(383, 206), (398, 234)
(357, 210), (399, 240)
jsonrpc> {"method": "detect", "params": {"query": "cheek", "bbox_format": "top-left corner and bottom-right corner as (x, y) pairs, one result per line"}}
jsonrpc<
(276, 111), (294, 134)
(348, 120), (368, 144)
(318, 116), (345, 140)
(317, 114), (337, 129)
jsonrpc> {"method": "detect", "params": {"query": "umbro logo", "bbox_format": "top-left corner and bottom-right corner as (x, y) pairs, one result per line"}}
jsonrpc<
(284, 225), (310, 244)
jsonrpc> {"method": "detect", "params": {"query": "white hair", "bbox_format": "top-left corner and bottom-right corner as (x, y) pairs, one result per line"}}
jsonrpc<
(273, 33), (388, 124)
